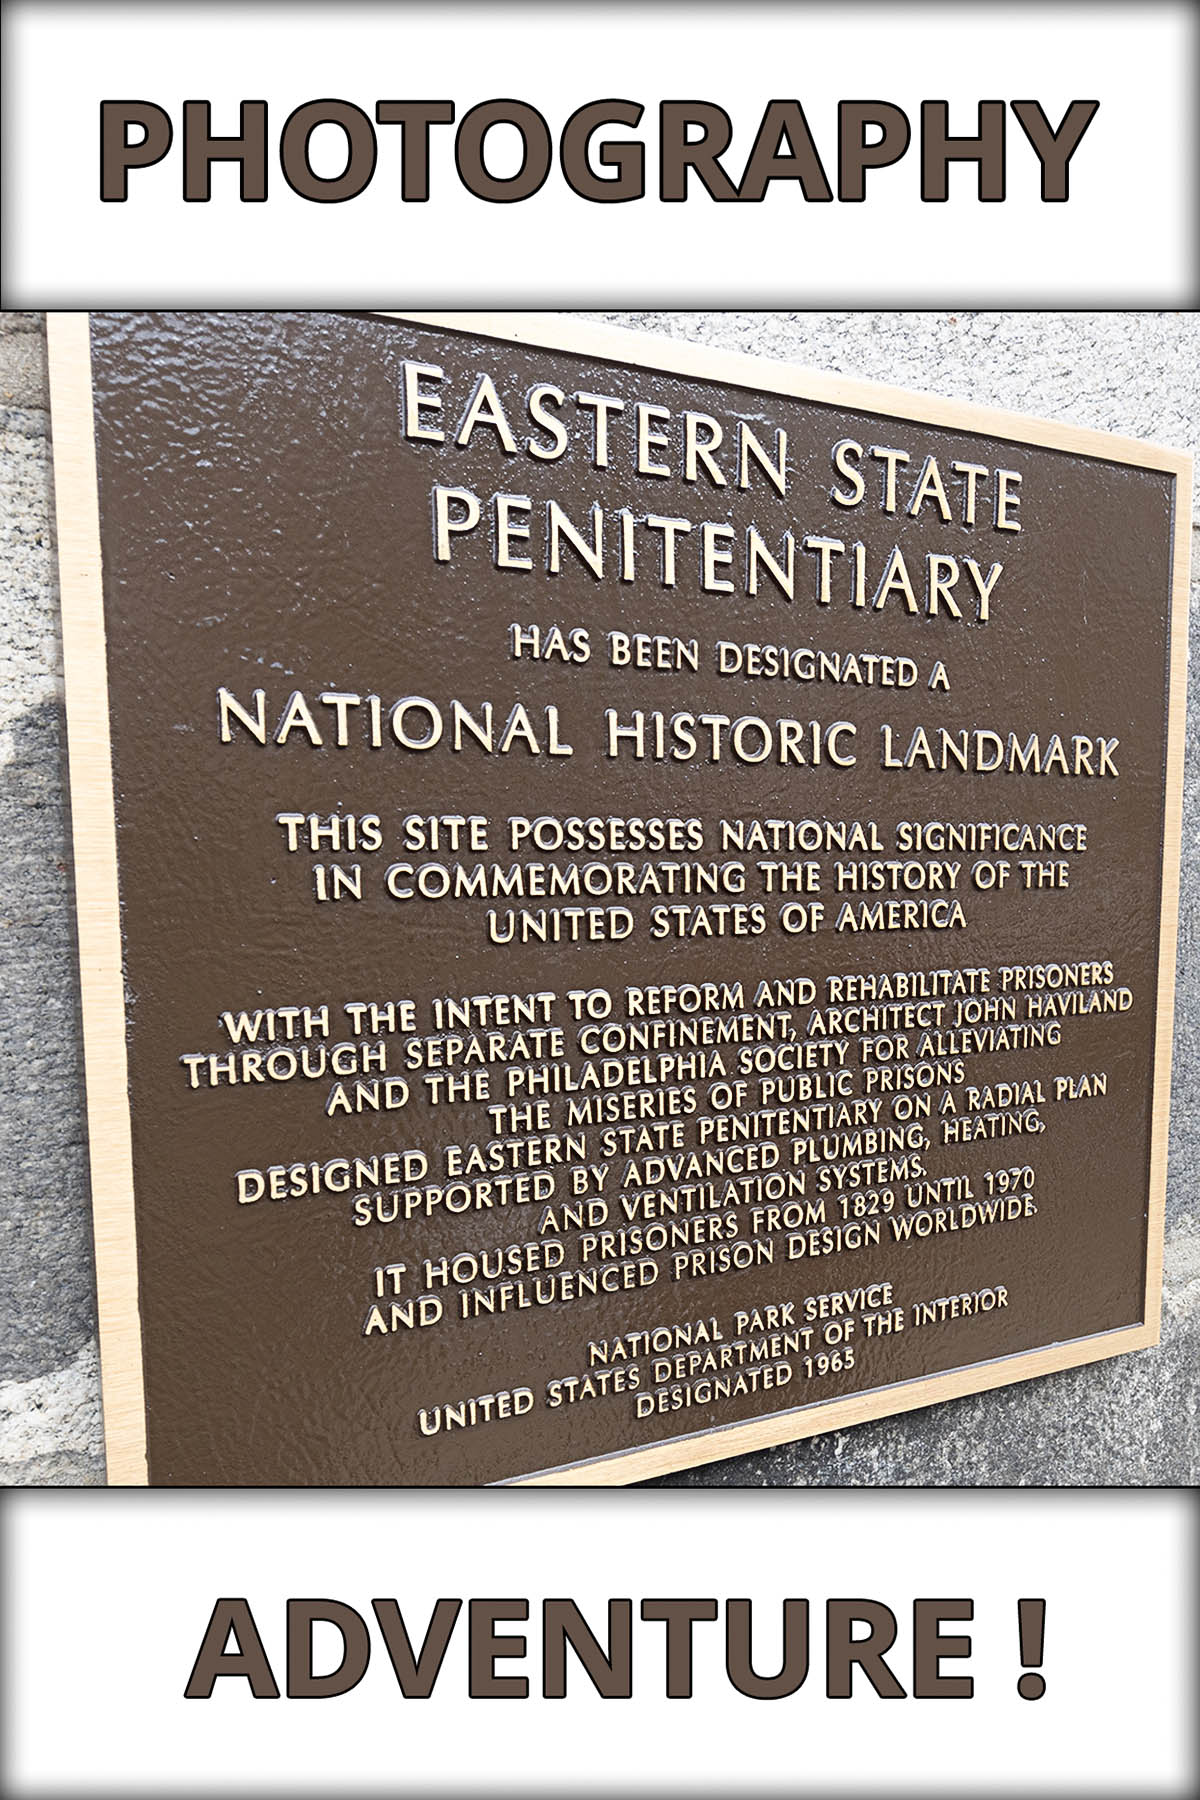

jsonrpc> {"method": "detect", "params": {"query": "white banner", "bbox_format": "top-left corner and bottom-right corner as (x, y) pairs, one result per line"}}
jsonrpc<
(3, 1489), (1194, 1794)
(2, 1), (1195, 305)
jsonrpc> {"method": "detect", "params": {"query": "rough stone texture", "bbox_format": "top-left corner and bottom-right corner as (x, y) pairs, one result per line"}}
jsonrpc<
(0, 1342), (102, 1466)
(1, 310), (1195, 1487)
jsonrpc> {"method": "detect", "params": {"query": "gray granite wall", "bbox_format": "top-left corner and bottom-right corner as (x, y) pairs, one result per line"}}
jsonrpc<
(2, 310), (1196, 1486)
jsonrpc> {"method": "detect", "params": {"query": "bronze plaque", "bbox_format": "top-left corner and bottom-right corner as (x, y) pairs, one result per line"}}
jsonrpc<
(50, 312), (1190, 1485)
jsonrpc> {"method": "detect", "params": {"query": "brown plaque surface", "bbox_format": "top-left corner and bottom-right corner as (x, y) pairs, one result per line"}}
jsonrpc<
(50, 311), (1189, 1485)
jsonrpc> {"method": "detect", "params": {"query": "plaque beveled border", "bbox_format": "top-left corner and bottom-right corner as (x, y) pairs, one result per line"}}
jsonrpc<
(47, 310), (1191, 1487)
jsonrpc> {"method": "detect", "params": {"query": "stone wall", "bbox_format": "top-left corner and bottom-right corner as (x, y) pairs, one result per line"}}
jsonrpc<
(2, 309), (1196, 1486)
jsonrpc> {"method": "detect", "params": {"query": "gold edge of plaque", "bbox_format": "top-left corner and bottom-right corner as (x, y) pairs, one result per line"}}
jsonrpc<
(380, 311), (1195, 480)
(46, 313), (150, 1487)
(507, 1323), (1158, 1486)
(1144, 453), (1193, 1343)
